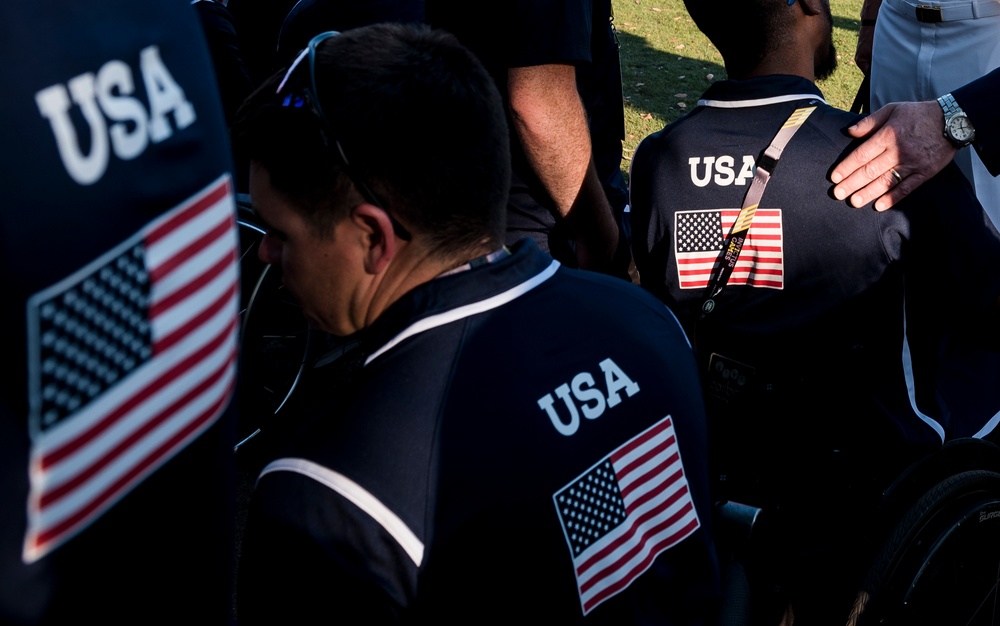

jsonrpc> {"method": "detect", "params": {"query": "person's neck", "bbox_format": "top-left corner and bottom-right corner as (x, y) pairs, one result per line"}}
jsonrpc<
(732, 55), (816, 83)
(363, 240), (497, 327)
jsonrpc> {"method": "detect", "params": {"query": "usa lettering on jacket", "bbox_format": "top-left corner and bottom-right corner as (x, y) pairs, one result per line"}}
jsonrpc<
(35, 45), (197, 186)
(688, 155), (755, 187)
(537, 358), (640, 436)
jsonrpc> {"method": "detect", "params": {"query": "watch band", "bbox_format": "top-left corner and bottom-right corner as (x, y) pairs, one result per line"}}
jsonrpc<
(938, 93), (975, 147)
(938, 93), (963, 119)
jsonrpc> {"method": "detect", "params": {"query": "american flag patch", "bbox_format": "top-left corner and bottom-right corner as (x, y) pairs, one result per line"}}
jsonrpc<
(675, 208), (783, 290)
(23, 174), (239, 563)
(554, 415), (700, 615)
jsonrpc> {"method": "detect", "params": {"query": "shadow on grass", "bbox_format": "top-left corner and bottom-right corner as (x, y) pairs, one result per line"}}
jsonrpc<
(833, 12), (860, 31)
(616, 29), (726, 174)
(618, 29), (726, 125)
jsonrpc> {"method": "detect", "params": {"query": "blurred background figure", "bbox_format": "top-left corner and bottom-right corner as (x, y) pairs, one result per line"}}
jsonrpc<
(0, 0), (241, 622)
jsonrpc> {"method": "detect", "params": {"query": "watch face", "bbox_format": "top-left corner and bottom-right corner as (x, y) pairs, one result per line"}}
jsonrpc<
(948, 115), (975, 143)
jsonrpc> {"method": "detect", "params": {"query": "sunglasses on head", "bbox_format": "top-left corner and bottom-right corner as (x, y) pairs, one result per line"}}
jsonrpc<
(276, 31), (412, 241)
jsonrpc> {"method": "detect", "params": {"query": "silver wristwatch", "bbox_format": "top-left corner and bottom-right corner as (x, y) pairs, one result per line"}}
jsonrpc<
(938, 93), (975, 148)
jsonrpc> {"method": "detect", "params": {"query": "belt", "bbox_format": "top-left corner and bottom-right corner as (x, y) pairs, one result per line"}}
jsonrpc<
(885, 0), (1000, 21)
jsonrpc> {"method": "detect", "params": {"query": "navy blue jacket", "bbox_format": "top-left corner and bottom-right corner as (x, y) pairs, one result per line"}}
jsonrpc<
(237, 240), (720, 624)
(0, 0), (240, 623)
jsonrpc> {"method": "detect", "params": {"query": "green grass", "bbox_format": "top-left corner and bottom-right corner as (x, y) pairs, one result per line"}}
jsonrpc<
(614, 0), (866, 174)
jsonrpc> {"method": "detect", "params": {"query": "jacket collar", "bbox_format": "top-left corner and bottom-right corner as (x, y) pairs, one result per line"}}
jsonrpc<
(697, 74), (827, 109)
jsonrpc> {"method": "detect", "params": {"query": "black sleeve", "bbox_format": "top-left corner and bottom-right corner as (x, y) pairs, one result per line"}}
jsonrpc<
(508, 0), (593, 67)
(953, 68), (1000, 177)
(904, 163), (1000, 342)
(237, 470), (417, 624)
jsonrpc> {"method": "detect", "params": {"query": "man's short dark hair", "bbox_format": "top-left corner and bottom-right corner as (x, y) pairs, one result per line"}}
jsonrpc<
(683, 0), (794, 78)
(234, 23), (510, 255)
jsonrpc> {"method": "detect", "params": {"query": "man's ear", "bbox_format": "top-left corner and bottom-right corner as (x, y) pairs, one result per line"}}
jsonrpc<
(350, 203), (399, 275)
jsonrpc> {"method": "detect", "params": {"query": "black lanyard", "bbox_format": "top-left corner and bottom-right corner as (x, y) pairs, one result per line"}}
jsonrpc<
(699, 106), (816, 318)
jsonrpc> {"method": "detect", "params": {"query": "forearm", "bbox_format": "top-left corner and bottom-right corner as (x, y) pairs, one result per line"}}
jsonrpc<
(509, 64), (599, 217)
(855, 0), (882, 76)
(508, 63), (619, 270)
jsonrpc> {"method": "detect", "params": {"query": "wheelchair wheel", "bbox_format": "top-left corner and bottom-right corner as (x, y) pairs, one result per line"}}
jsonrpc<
(848, 469), (1000, 626)
(235, 202), (312, 454)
